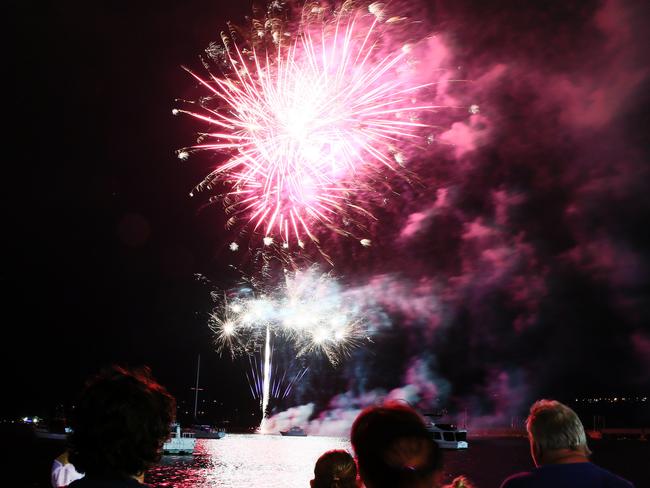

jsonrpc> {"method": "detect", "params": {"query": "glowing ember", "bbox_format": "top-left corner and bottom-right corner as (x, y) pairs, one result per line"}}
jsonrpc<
(223, 321), (236, 335)
(177, 5), (440, 245)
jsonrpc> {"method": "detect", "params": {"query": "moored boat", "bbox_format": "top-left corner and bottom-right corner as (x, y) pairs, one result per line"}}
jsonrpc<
(188, 424), (226, 439)
(163, 425), (196, 454)
(280, 426), (307, 436)
(426, 422), (468, 449)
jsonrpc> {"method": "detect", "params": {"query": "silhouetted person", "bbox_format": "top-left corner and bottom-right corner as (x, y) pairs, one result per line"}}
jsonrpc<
(67, 366), (175, 488)
(351, 402), (443, 488)
(500, 399), (634, 488)
(311, 449), (358, 488)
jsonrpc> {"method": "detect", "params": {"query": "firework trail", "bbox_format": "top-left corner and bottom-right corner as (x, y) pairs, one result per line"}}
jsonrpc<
(176, 1), (452, 249)
(245, 351), (309, 402)
(259, 326), (272, 431)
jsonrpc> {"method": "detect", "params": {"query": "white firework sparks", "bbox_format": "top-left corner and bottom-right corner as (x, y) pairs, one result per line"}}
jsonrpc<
(210, 268), (367, 365)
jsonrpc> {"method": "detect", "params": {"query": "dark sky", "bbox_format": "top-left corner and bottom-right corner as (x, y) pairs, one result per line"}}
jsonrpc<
(5, 0), (252, 420)
(4, 0), (649, 425)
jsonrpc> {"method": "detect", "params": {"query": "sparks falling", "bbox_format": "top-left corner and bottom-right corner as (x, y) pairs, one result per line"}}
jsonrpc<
(177, 3), (442, 246)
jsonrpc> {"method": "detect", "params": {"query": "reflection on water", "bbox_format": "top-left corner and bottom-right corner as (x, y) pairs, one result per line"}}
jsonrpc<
(149, 435), (649, 488)
(148, 434), (350, 488)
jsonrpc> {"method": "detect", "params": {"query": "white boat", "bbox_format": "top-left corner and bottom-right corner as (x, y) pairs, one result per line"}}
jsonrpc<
(426, 422), (468, 449)
(280, 426), (307, 436)
(162, 425), (196, 454)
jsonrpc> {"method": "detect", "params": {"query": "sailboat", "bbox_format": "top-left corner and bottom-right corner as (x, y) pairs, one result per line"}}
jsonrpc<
(185, 354), (227, 439)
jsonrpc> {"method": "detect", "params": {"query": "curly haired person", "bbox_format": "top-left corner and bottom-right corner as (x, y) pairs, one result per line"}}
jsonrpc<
(68, 366), (175, 488)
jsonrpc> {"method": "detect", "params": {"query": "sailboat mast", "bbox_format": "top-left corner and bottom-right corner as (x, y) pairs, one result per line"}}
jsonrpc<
(193, 354), (201, 420)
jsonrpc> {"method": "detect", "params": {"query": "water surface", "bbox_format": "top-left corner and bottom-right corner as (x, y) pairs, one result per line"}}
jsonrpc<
(149, 434), (350, 487)
(147, 434), (649, 488)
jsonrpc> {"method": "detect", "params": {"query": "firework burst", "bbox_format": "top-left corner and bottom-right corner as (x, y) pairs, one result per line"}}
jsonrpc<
(209, 267), (367, 366)
(177, 2), (445, 247)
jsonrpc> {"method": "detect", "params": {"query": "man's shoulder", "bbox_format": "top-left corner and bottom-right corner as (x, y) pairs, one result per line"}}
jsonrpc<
(500, 463), (635, 488)
(555, 462), (634, 487)
(499, 470), (536, 488)
(586, 463), (635, 487)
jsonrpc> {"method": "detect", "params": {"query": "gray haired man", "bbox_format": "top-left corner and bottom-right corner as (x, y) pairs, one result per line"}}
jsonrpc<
(500, 399), (634, 488)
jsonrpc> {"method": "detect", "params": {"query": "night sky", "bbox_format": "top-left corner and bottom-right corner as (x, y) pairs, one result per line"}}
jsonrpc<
(5, 0), (649, 428)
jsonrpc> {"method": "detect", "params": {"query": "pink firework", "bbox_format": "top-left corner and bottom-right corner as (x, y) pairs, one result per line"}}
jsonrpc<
(177, 5), (437, 245)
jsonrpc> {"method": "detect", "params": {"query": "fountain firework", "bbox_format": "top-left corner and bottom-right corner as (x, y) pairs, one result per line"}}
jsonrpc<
(209, 268), (368, 425)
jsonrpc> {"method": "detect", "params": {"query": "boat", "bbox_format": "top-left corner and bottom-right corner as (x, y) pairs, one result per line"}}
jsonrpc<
(426, 422), (468, 449)
(188, 424), (226, 439)
(280, 426), (307, 436)
(187, 354), (226, 440)
(34, 427), (67, 441)
(162, 425), (196, 454)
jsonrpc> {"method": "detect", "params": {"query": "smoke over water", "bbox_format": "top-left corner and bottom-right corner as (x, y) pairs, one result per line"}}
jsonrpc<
(192, 0), (649, 434)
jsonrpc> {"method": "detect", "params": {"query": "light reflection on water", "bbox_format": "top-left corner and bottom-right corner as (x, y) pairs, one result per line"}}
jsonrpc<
(148, 434), (351, 488)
